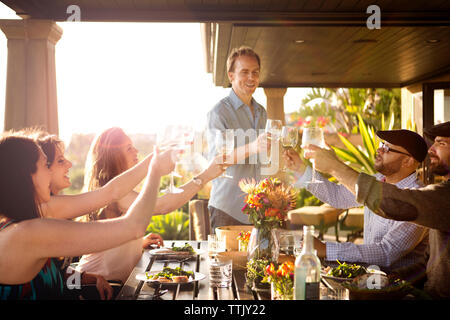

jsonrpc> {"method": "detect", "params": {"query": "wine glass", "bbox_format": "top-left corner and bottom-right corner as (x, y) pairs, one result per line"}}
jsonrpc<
(301, 127), (326, 183)
(265, 119), (282, 141)
(265, 119), (282, 165)
(159, 125), (185, 194)
(215, 130), (235, 179)
(280, 126), (298, 171)
(208, 234), (226, 258)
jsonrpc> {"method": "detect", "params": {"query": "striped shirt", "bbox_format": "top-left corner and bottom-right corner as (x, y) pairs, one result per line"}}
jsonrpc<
(296, 167), (429, 270)
(206, 89), (267, 223)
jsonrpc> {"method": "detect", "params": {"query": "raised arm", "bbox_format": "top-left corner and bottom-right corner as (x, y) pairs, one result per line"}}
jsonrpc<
(356, 173), (450, 231)
(41, 150), (173, 220)
(116, 154), (226, 215)
(3, 148), (170, 284)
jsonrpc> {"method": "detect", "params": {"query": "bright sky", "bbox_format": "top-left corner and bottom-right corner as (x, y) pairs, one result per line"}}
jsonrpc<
(0, 3), (310, 145)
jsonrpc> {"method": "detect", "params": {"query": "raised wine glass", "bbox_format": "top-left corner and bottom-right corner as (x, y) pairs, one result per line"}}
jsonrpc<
(301, 127), (326, 184)
(280, 126), (298, 171)
(159, 125), (185, 194)
(265, 119), (282, 165)
(215, 129), (235, 179)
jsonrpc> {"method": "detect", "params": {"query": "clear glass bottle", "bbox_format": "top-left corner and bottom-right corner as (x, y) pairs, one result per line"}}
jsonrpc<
(294, 225), (321, 300)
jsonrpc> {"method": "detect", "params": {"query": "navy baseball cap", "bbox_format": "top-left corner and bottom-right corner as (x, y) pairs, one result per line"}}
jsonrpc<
(376, 129), (428, 162)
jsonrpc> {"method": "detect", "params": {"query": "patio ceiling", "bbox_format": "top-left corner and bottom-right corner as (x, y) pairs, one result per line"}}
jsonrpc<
(2, 0), (450, 88)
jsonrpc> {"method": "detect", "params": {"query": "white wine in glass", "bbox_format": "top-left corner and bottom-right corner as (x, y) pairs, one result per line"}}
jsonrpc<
(301, 127), (326, 183)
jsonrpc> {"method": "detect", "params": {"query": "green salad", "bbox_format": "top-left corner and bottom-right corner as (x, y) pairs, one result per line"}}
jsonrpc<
(171, 243), (195, 253)
(147, 267), (194, 280)
(326, 260), (368, 279)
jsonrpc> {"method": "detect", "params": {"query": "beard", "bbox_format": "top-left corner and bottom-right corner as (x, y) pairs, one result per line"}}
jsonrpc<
(430, 159), (450, 176)
(374, 158), (402, 176)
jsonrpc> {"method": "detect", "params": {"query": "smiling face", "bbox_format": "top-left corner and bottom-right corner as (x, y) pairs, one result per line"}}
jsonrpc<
(31, 149), (52, 204)
(428, 136), (450, 176)
(49, 145), (73, 195)
(228, 55), (260, 103)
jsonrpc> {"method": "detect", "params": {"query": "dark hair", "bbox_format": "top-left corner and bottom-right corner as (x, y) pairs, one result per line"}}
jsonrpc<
(37, 134), (64, 167)
(226, 46), (261, 73)
(0, 134), (41, 221)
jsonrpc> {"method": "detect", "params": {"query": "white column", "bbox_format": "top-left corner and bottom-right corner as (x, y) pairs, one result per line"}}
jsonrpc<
(0, 19), (63, 134)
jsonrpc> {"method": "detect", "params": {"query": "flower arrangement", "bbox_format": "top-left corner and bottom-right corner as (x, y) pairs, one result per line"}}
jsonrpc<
(262, 261), (295, 300)
(239, 177), (298, 231)
(237, 231), (251, 252)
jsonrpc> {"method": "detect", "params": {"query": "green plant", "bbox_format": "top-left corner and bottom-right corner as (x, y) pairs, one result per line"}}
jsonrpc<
(294, 187), (323, 208)
(246, 258), (270, 288)
(146, 210), (189, 240)
(332, 112), (395, 174)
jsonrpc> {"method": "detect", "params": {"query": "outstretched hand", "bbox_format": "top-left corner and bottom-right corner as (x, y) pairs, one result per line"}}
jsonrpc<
(149, 147), (176, 176)
(303, 144), (340, 175)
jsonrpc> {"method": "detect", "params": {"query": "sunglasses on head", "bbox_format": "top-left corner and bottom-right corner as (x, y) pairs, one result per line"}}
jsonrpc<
(378, 142), (411, 157)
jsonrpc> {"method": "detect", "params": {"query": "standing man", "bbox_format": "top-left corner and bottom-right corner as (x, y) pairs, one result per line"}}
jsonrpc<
(303, 121), (450, 299)
(207, 46), (268, 231)
(284, 130), (429, 272)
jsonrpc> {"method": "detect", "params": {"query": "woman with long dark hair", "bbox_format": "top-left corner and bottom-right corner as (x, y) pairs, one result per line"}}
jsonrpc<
(0, 132), (172, 299)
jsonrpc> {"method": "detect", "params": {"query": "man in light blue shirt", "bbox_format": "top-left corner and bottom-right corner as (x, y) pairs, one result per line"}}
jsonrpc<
(284, 130), (429, 272)
(206, 47), (268, 231)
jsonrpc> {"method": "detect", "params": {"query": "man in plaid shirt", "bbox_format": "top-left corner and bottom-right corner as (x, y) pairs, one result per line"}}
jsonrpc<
(284, 130), (429, 272)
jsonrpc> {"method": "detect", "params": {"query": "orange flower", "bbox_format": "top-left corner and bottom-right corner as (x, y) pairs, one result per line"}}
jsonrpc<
(264, 207), (280, 218)
(265, 263), (276, 276)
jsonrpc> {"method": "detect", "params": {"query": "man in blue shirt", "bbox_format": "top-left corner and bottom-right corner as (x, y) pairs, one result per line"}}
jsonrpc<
(206, 47), (268, 231)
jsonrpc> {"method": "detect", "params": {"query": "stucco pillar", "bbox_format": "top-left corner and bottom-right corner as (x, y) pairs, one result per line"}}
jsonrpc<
(0, 19), (62, 134)
(264, 87), (287, 124)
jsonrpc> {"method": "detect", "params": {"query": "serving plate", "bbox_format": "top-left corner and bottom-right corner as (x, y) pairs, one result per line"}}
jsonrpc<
(136, 271), (206, 285)
(148, 247), (205, 258)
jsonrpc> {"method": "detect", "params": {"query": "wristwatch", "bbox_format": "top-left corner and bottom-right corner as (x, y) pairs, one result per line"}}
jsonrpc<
(192, 176), (204, 187)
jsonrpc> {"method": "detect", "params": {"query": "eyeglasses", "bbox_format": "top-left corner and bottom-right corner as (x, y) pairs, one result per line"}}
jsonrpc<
(378, 142), (411, 157)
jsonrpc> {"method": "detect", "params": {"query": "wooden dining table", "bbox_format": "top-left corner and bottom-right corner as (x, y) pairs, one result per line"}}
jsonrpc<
(116, 240), (264, 300)
(115, 239), (345, 301)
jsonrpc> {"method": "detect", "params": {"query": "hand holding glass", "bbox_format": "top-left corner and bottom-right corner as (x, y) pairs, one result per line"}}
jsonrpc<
(280, 126), (298, 171)
(301, 127), (326, 183)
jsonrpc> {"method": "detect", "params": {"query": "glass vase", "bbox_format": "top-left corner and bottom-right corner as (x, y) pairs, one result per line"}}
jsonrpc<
(246, 227), (280, 292)
(247, 227), (280, 262)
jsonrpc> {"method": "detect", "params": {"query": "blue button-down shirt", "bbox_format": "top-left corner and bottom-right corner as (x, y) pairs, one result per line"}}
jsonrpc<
(206, 89), (267, 223)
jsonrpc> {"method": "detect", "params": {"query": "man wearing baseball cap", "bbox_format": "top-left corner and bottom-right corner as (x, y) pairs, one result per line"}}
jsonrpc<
(303, 121), (450, 299)
(283, 129), (429, 274)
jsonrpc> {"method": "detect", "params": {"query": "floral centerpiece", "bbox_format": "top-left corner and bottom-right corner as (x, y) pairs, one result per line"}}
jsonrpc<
(237, 231), (251, 252)
(239, 177), (297, 291)
(263, 261), (295, 300)
(239, 177), (297, 233)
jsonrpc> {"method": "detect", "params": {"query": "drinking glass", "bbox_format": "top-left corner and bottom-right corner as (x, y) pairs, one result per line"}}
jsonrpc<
(215, 130), (235, 179)
(265, 119), (282, 165)
(280, 126), (298, 171)
(301, 127), (326, 184)
(207, 234), (226, 258)
(158, 125), (186, 194)
(208, 255), (232, 288)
